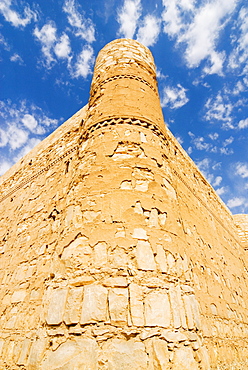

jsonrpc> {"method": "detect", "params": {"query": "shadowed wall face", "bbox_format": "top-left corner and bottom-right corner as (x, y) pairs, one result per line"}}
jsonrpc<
(0, 39), (248, 370)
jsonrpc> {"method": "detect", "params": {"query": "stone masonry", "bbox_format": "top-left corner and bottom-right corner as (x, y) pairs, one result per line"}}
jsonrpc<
(0, 39), (248, 369)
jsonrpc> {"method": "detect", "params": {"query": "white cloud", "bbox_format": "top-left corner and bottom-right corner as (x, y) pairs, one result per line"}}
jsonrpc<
(14, 138), (41, 163)
(227, 197), (246, 209)
(72, 44), (94, 78)
(238, 118), (248, 129)
(34, 22), (72, 67)
(22, 114), (38, 132)
(0, 99), (60, 176)
(216, 186), (227, 196)
(0, 33), (10, 51)
(10, 53), (24, 64)
(7, 124), (29, 150)
(117, 0), (142, 39)
(195, 157), (224, 188)
(54, 34), (71, 59)
(232, 81), (245, 95)
(0, 0), (37, 27)
(223, 136), (234, 146)
(0, 128), (8, 147)
(63, 0), (95, 43)
(213, 176), (222, 187)
(34, 22), (57, 67)
(136, 15), (161, 47)
(162, 0), (237, 75)
(161, 83), (189, 109)
(205, 92), (233, 128)
(235, 162), (248, 178)
(228, 7), (248, 76)
(209, 132), (219, 140)
(188, 131), (217, 152)
(220, 147), (233, 155)
(0, 159), (12, 176)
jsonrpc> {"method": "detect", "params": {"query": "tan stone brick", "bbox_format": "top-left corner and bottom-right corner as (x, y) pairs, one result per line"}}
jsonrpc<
(41, 338), (97, 370)
(144, 291), (171, 327)
(147, 338), (170, 370)
(46, 288), (68, 325)
(64, 286), (83, 325)
(135, 240), (156, 271)
(102, 339), (148, 369)
(172, 346), (198, 370)
(129, 283), (145, 327)
(109, 288), (128, 325)
(80, 284), (108, 324)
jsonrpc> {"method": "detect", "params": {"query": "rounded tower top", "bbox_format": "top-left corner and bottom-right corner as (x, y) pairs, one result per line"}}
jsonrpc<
(84, 38), (165, 133)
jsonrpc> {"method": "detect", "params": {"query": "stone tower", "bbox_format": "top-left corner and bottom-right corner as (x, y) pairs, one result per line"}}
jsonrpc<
(0, 39), (248, 369)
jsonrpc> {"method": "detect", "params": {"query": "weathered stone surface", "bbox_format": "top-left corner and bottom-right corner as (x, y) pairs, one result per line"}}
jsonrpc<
(17, 338), (31, 366)
(11, 290), (26, 303)
(160, 329), (187, 343)
(183, 295), (195, 330)
(169, 287), (181, 329)
(80, 284), (108, 324)
(172, 346), (198, 370)
(93, 241), (108, 267)
(129, 283), (145, 326)
(135, 240), (156, 271)
(147, 338), (170, 370)
(1, 37), (248, 370)
(109, 288), (128, 325)
(132, 228), (149, 240)
(103, 277), (128, 287)
(64, 286), (83, 325)
(46, 288), (68, 325)
(155, 244), (168, 273)
(28, 338), (47, 370)
(144, 291), (171, 327)
(102, 339), (148, 369)
(41, 338), (97, 370)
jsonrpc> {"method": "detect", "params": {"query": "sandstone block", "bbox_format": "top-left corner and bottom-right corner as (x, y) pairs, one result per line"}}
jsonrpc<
(46, 288), (68, 325)
(175, 285), (187, 329)
(11, 290), (26, 303)
(190, 294), (201, 329)
(183, 295), (194, 330)
(135, 240), (156, 271)
(132, 228), (148, 240)
(172, 346), (198, 370)
(147, 338), (170, 370)
(160, 329), (187, 343)
(103, 277), (128, 287)
(93, 241), (108, 267)
(80, 284), (108, 324)
(41, 338), (97, 370)
(109, 288), (128, 325)
(28, 338), (47, 370)
(169, 287), (181, 328)
(129, 283), (145, 326)
(102, 339), (148, 369)
(149, 208), (159, 227)
(17, 338), (31, 366)
(144, 291), (171, 327)
(64, 286), (83, 325)
(61, 237), (92, 267)
(155, 244), (168, 273)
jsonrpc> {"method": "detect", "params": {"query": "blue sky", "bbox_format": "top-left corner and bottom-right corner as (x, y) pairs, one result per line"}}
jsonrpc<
(0, 0), (247, 214)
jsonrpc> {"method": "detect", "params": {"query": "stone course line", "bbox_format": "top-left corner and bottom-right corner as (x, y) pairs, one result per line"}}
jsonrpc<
(90, 74), (158, 96)
(0, 145), (78, 203)
(0, 117), (239, 247)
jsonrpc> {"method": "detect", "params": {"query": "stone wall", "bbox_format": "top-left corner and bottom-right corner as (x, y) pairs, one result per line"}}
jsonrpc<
(0, 39), (248, 369)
